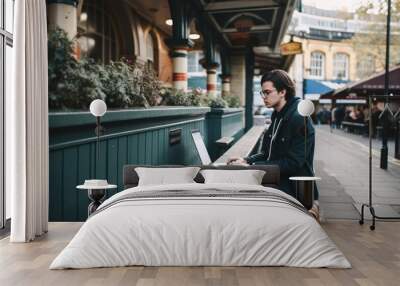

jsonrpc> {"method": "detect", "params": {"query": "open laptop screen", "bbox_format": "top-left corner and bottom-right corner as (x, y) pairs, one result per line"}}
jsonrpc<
(191, 130), (212, 165)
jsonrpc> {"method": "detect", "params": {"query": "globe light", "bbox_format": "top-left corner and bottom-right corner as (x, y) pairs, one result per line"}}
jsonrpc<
(90, 99), (107, 117)
(189, 33), (200, 40)
(297, 99), (314, 116)
(80, 12), (88, 22)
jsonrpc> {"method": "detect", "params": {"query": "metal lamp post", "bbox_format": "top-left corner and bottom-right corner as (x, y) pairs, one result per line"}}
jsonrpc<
(380, 0), (391, 170)
(89, 99), (107, 168)
(290, 99), (320, 210)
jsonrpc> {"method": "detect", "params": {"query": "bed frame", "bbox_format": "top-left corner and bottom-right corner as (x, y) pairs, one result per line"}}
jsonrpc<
(123, 165), (280, 189)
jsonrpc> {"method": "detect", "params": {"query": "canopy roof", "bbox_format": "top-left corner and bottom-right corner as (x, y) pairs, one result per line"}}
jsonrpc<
(321, 65), (400, 99)
(201, 0), (295, 51)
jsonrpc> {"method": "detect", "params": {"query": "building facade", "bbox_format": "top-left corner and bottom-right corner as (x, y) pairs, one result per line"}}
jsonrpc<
(287, 4), (380, 103)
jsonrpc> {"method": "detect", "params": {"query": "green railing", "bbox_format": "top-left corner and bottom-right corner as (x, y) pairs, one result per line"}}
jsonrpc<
(49, 106), (244, 221)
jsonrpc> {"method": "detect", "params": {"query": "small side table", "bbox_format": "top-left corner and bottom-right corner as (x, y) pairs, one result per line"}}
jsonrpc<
(77, 184), (117, 216)
(289, 176), (321, 210)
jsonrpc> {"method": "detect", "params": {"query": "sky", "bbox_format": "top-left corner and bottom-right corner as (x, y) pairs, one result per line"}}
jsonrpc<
(302, 0), (374, 12)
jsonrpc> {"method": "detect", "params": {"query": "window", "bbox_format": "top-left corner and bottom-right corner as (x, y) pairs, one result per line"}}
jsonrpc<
(357, 54), (375, 79)
(310, 51), (325, 79)
(5, 0), (13, 33)
(78, 0), (119, 63)
(333, 53), (349, 80)
(188, 52), (197, 72)
(146, 33), (154, 63)
(215, 50), (222, 73)
(1, 0), (14, 229)
(188, 51), (205, 73)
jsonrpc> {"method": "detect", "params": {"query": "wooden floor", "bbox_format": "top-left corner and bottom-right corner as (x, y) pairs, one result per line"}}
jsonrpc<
(1, 221), (399, 286)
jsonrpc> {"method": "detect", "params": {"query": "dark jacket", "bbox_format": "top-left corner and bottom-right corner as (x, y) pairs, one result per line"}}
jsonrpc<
(245, 97), (319, 199)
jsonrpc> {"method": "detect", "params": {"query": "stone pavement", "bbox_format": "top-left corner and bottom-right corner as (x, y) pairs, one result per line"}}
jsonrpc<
(315, 125), (400, 220)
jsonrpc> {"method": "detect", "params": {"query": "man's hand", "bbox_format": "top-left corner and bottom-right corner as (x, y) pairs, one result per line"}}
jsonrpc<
(227, 157), (248, 166)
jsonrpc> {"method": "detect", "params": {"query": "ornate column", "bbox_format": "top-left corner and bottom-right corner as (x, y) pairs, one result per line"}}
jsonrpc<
(204, 63), (219, 97)
(220, 51), (231, 97)
(200, 23), (220, 96)
(167, 0), (194, 91)
(220, 74), (231, 97)
(47, 0), (78, 40)
(171, 47), (189, 91)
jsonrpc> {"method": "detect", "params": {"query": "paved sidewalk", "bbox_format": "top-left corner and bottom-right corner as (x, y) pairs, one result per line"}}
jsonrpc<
(315, 125), (400, 220)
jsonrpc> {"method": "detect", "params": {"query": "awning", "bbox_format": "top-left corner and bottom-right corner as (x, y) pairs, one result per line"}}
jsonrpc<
(321, 65), (400, 99)
(304, 79), (348, 99)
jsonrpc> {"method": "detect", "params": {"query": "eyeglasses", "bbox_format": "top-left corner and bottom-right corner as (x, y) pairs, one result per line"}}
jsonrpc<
(260, 89), (277, 98)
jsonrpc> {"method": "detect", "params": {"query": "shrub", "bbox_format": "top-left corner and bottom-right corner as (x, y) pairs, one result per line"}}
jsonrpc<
(140, 63), (162, 106)
(48, 28), (240, 110)
(48, 28), (105, 110)
(48, 28), (155, 110)
(208, 96), (228, 108)
(224, 95), (241, 108)
(99, 60), (148, 108)
(160, 88), (196, 106)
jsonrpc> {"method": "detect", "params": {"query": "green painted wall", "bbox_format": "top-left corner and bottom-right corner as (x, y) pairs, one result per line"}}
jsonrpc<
(49, 107), (210, 221)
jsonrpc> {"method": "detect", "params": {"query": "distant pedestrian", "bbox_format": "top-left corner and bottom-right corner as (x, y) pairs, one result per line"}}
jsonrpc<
(335, 106), (345, 128)
(331, 106), (337, 129)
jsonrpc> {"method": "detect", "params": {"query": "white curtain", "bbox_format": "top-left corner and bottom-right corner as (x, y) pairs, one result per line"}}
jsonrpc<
(7, 0), (49, 242)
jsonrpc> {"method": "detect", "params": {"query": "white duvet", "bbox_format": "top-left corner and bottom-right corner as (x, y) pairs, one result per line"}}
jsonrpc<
(50, 183), (351, 269)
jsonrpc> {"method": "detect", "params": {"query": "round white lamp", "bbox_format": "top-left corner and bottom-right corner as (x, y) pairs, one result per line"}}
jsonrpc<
(90, 99), (107, 117)
(297, 99), (315, 116)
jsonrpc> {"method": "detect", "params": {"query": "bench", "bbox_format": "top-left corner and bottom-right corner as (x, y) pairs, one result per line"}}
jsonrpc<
(341, 121), (366, 135)
(214, 125), (266, 164)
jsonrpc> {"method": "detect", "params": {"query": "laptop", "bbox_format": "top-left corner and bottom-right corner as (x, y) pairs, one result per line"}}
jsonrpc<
(191, 130), (226, 166)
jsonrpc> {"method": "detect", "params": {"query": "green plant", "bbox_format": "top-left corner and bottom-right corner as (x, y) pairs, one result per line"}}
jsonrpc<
(224, 95), (241, 108)
(160, 88), (193, 106)
(208, 96), (228, 108)
(48, 28), (105, 110)
(99, 60), (148, 108)
(48, 28), (158, 110)
(48, 28), (242, 111)
(139, 63), (162, 106)
(160, 88), (206, 107)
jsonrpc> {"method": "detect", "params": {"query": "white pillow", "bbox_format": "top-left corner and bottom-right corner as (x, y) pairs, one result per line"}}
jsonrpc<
(200, 169), (266, 185)
(135, 167), (200, 186)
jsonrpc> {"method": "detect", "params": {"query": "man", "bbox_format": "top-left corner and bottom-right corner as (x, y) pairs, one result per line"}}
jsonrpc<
(228, 70), (320, 219)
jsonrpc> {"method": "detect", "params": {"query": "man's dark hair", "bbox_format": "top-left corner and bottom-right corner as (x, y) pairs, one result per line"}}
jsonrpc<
(261, 69), (296, 100)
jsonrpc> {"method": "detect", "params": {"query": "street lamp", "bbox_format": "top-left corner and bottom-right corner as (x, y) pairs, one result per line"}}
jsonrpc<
(290, 99), (320, 210)
(90, 99), (107, 167)
(380, 0), (391, 170)
(298, 99), (315, 161)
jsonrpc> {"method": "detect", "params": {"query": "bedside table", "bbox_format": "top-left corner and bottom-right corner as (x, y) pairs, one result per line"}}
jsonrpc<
(77, 184), (117, 216)
(289, 176), (320, 210)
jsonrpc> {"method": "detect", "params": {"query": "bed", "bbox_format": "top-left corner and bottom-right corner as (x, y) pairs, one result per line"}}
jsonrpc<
(50, 165), (351, 269)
